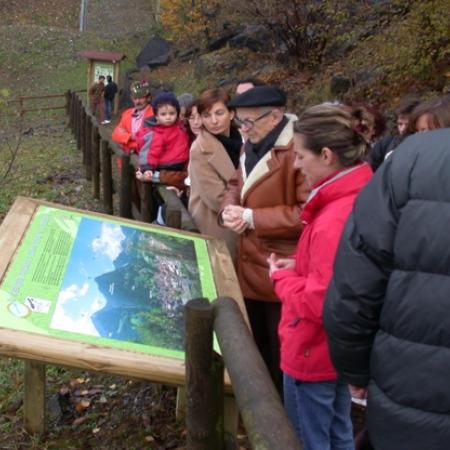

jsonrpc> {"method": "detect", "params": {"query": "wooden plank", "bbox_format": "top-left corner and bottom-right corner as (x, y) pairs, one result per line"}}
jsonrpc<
(224, 395), (239, 438)
(140, 181), (153, 223)
(24, 361), (46, 434)
(21, 106), (66, 113)
(0, 328), (187, 385)
(176, 386), (186, 421)
(101, 140), (113, 214)
(207, 239), (247, 322)
(92, 125), (100, 199)
(85, 114), (92, 180)
(119, 153), (132, 218)
(0, 197), (37, 280)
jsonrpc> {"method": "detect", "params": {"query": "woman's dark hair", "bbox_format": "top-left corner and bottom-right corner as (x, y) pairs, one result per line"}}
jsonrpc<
(408, 94), (450, 133)
(197, 88), (232, 115)
(184, 98), (200, 143)
(294, 104), (369, 167)
(395, 96), (421, 117)
(185, 98), (199, 120)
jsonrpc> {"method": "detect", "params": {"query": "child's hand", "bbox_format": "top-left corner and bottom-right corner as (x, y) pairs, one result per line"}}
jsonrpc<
(166, 186), (183, 197)
(136, 169), (144, 180)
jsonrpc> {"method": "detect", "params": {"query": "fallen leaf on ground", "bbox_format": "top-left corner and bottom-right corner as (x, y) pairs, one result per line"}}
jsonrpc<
(75, 399), (91, 412)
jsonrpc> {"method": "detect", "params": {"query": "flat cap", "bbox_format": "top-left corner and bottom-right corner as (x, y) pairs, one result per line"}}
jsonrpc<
(228, 86), (287, 108)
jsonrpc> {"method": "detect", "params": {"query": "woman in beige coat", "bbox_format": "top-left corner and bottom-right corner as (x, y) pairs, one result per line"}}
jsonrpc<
(188, 88), (242, 260)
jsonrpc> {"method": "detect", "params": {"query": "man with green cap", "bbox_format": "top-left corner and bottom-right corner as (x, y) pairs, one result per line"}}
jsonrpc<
(112, 81), (154, 154)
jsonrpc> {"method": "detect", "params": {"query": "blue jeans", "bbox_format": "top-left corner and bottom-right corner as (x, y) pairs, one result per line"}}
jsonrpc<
(284, 374), (354, 450)
(104, 98), (113, 120)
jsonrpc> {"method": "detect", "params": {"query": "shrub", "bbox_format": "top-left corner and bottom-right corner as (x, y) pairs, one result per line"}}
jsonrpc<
(226, 0), (353, 67)
(160, 0), (222, 46)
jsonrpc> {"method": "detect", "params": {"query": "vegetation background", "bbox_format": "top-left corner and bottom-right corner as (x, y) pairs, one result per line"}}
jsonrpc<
(0, 0), (448, 448)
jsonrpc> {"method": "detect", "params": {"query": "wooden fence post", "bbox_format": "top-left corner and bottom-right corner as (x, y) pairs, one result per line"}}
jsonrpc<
(92, 125), (100, 199)
(213, 297), (302, 450)
(84, 115), (92, 180)
(69, 92), (76, 132)
(119, 153), (132, 218)
(65, 90), (71, 116)
(140, 182), (153, 223)
(101, 140), (113, 214)
(74, 97), (80, 146)
(80, 108), (86, 163)
(23, 361), (46, 434)
(185, 298), (224, 450)
(78, 97), (83, 148)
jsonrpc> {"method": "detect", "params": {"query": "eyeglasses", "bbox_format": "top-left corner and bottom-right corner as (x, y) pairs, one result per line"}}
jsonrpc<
(234, 110), (273, 129)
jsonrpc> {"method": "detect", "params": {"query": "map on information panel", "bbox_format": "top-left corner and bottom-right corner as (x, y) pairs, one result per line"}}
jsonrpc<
(0, 206), (217, 359)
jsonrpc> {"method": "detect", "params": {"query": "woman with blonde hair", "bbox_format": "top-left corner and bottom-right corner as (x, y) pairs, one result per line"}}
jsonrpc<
(268, 104), (373, 450)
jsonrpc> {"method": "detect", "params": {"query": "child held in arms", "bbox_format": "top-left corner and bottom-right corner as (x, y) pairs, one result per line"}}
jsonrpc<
(135, 92), (189, 188)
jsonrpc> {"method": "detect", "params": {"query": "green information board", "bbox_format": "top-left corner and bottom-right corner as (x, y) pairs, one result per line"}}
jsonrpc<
(0, 206), (217, 360)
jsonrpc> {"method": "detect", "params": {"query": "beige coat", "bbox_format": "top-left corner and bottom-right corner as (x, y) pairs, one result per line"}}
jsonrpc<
(188, 130), (238, 260)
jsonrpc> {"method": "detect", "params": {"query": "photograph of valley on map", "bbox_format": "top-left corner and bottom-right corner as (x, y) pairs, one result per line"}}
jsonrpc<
(50, 216), (207, 353)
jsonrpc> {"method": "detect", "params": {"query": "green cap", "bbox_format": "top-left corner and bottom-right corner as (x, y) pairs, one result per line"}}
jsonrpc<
(130, 81), (151, 98)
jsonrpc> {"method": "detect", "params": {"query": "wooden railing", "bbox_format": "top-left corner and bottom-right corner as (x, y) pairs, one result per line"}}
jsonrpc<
(67, 90), (197, 231)
(6, 90), (86, 117)
(185, 297), (302, 450)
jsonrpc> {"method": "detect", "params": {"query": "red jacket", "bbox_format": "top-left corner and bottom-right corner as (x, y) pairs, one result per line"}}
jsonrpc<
(111, 105), (154, 153)
(271, 163), (372, 381)
(136, 121), (189, 171)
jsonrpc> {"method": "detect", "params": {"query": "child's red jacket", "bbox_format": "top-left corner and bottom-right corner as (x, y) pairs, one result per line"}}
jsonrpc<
(136, 121), (189, 172)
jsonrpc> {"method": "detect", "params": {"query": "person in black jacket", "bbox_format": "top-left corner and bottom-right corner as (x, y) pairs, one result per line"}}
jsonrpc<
(323, 128), (450, 450)
(102, 75), (118, 124)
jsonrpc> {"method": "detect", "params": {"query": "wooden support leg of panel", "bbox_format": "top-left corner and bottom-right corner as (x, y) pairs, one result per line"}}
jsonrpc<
(24, 361), (46, 434)
(224, 394), (239, 440)
(175, 386), (186, 421)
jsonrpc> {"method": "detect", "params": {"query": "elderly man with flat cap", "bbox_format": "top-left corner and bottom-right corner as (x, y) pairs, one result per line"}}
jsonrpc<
(220, 86), (309, 393)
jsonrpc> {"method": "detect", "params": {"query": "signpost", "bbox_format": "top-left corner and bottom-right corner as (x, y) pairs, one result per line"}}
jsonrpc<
(79, 51), (126, 115)
(0, 197), (244, 433)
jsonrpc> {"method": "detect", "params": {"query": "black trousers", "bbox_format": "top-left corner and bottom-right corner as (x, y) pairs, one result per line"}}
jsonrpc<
(244, 298), (283, 397)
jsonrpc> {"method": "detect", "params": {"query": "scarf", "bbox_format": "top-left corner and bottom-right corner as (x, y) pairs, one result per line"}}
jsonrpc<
(215, 126), (243, 169)
(244, 116), (288, 176)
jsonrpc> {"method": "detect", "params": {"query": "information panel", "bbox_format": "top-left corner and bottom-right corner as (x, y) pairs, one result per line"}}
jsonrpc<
(0, 206), (217, 359)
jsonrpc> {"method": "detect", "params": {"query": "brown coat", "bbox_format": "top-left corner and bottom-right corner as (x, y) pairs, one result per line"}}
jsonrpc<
(188, 130), (238, 259)
(221, 117), (310, 301)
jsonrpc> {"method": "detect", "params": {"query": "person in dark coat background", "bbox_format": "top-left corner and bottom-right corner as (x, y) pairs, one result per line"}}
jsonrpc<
(368, 96), (420, 171)
(102, 75), (118, 124)
(323, 128), (450, 450)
